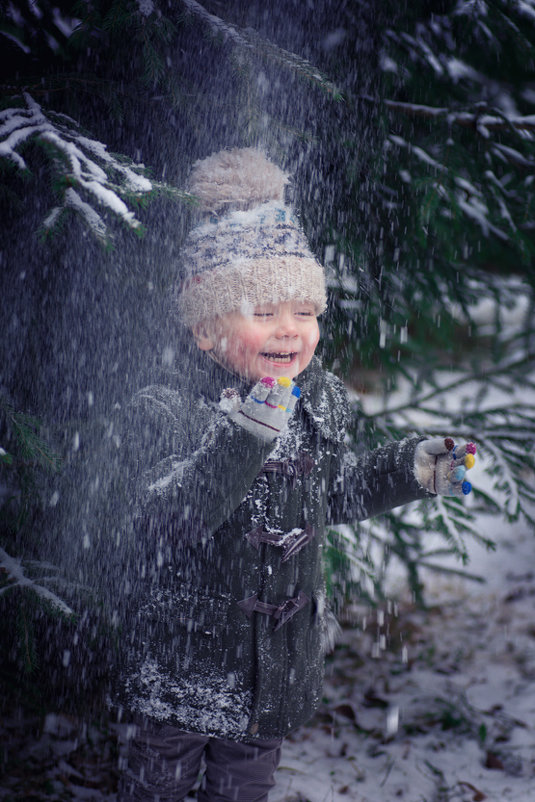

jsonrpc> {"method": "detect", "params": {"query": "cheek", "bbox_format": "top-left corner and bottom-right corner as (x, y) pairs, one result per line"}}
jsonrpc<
(306, 326), (320, 349)
(241, 333), (266, 355)
(227, 333), (263, 365)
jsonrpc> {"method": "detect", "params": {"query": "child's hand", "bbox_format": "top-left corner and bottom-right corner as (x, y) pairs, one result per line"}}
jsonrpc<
(220, 377), (301, 443)
(414, 437), (477, 497)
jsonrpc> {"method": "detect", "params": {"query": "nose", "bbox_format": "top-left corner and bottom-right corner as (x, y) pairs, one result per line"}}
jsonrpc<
(275, 308), (298, 337)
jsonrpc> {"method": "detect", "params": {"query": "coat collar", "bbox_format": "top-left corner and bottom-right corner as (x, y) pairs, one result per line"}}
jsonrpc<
(167, 351), (349, 443)
(298, 356), (350, 443)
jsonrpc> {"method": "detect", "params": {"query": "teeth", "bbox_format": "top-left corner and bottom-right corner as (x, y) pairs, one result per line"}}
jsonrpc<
(263, 352), (294, 362)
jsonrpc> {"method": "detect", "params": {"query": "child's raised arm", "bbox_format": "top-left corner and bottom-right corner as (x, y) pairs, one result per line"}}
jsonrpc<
(123, 374), (301, 544)
(123, 383), (273, 542)
(326, 437), (432, 524)
(326, 436), (476, 524)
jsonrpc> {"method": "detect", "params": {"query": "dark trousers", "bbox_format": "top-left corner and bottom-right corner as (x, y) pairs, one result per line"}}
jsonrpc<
(117, 715), (283, 802)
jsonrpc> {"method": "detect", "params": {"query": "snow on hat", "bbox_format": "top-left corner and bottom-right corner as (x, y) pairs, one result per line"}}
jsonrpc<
(176, 147), (327, 328)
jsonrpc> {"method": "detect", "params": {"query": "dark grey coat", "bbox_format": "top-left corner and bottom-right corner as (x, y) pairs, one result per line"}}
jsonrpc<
(112, 352), (428, 741)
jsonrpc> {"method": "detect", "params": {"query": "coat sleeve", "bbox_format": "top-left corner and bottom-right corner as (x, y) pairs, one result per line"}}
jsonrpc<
(326, 436), (433, 524)
(121, 384), (271, 541)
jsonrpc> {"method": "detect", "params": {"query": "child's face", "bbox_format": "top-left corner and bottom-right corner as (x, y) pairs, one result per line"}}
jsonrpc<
(195, 300), (320, 382)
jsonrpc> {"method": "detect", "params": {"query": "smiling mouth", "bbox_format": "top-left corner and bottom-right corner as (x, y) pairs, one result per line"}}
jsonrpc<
(261, 352), (297, 363)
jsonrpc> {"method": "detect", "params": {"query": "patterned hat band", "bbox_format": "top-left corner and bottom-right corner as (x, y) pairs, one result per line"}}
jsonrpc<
(177, 255), (327, 328)
(177, 201), (326, 326)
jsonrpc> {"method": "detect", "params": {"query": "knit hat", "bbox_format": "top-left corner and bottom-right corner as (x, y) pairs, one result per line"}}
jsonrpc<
(176, 148), (327, 328)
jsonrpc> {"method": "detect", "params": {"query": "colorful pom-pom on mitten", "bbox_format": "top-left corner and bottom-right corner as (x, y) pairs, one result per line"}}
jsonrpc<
(221, 377), (301, 443)
(414, 437), (477, 497)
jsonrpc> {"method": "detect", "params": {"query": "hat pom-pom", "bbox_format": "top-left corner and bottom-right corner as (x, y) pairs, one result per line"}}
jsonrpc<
(189, 147), (288, 213)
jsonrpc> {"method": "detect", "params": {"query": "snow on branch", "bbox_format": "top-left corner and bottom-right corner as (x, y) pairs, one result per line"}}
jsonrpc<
(387, 133), (525, 242)
(0, 546), (73, 616)
(389, 134), (447, 173)
(383, 99), (535, 134)
(510, 0), (535, 24)
(180, 0), (341, 97)
(0, 93), (191, 242)
(492, 142), (535, 167)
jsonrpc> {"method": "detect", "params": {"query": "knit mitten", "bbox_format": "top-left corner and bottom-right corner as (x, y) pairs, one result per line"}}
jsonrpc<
(220, 376), (301, 443)
(414, 437), (477, 496)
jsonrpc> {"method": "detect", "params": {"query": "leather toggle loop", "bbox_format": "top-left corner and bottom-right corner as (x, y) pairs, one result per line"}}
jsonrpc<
(262, 452), (315, 488)
(245, 524), (316, 561)
(237, 590), (310, 630)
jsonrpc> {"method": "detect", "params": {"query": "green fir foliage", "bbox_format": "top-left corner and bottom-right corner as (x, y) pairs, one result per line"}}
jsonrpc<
(0, 396), (61, 536)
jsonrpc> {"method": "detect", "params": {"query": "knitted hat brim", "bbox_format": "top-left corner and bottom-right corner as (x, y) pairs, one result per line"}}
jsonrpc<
(178, 256), (326, 328)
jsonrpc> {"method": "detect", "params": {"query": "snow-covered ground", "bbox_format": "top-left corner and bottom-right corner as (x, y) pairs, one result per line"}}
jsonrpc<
(272, 510), (535, 802)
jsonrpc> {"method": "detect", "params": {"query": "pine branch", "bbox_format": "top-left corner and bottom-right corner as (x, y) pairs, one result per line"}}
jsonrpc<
(180, 0), (341, 97)
(376, 354), (535, 418)
(1, 399), (61, 472)
(0, 446), (13, 466)
(0, 93), (193, 242)
(0, 547), (73, 617)
(417, 560), (486, 583)
(381, 99), (535, 134)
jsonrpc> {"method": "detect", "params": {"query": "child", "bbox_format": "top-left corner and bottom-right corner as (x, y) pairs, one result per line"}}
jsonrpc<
(114, 148), (475, 801)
